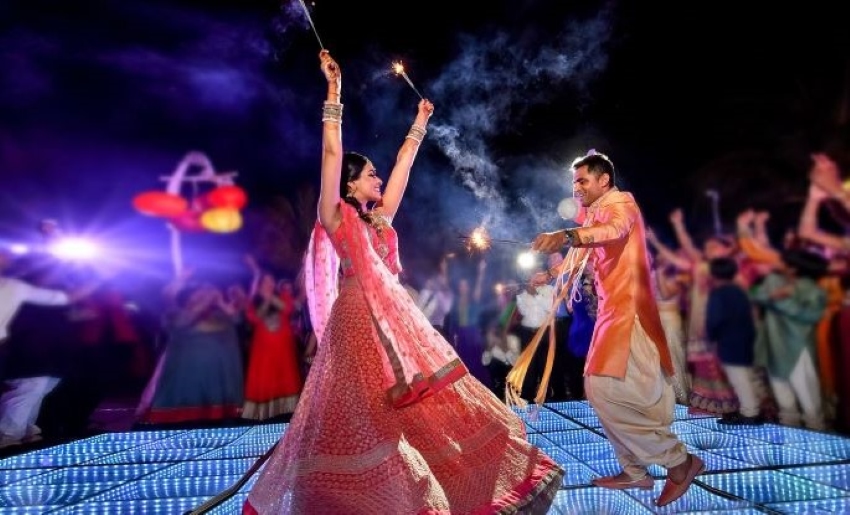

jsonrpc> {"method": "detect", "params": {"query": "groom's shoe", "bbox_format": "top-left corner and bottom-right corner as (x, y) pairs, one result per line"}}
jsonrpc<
(592, 472), (654, 490)
(655, 454), (705, 507)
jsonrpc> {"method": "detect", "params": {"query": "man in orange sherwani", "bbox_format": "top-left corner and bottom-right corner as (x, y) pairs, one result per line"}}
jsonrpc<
(533, 151), (704, 508)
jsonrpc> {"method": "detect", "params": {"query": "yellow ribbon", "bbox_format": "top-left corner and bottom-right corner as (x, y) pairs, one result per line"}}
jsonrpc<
(505, 245), (590, 408)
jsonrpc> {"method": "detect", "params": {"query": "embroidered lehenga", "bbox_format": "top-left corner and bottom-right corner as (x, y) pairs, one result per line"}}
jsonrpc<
(243, 203), (563, 514)
(685, 262), (739, 415)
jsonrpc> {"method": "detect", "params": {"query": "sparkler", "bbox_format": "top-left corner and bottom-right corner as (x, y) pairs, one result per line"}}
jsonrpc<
(464, 226), (491, 252)
(494, 282), (523, 294)
(391, 61), (424, 100)
(459, 226), (526, 253)
(297, 0), (324, 50)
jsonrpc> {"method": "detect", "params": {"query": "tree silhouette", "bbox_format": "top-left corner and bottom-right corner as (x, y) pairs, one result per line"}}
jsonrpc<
(248, 183), (318, 277)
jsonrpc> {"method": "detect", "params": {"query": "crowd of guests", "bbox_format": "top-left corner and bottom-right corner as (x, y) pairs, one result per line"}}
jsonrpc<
(630, 152), (850, 434)
(0, 246), (144, 449)
(4, 152), (850, 453)
(134, 254), (310, 427)
(0, 244), (313, 450)
(408, 152), (850, 437)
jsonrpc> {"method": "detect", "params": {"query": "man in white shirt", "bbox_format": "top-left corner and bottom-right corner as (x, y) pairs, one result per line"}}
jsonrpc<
(416, 257), (454, 338)
(516, 283), (555, 330)
(0, 250), (99, 449)
(514, 281), (556, 400)
(0, 250), (70, 343)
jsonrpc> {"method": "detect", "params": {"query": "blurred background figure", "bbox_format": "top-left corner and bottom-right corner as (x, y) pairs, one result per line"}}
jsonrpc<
(136, 280), (243, 426)
(241, 263), (303, 421)
(448, 259), (491, 389)
(417, 255), (454, 338)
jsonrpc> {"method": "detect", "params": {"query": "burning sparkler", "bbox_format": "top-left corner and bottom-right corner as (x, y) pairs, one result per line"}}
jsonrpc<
(297, 0), (324, 50)
(459, 226), (526, 253)
(494, 282), (524, 295)
(391, 61), (424, 100)
(464, 226), (492, 252)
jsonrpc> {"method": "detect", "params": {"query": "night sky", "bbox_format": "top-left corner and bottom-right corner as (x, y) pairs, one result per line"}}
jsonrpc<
(1, 0), (848, 281)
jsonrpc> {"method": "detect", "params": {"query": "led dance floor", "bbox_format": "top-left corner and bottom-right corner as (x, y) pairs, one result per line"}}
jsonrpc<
(1, 401), (849, 514)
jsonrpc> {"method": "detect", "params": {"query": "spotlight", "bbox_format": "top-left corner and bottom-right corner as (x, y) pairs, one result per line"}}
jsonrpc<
(9, 243), (29, 255)
(516, 251), (536, 270)
(50, 238), (98, 260)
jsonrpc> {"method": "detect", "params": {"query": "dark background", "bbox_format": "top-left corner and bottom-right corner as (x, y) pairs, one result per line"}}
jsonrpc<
(2, 0), (848, 282)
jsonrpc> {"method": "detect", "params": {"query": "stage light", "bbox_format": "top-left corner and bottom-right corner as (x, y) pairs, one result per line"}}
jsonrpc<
(516, 251), (536, 270)
(50, 238), (98, 260)
(9, 243), (29, 255)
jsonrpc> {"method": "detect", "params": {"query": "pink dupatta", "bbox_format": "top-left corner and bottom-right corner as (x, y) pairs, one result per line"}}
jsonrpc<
(303, 217), (340, 345)
(305, 202), (466, 408)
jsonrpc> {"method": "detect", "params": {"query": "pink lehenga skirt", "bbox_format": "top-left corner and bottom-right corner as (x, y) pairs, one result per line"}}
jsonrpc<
(687, 342), (740, 416)
(243, 282), (563, 514)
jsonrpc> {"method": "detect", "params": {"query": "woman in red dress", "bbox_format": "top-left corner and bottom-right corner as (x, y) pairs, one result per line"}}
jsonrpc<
(241, 273), (303, 420)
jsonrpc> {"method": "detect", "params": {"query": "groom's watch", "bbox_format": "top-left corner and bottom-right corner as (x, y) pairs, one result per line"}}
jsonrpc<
(563, 229), (577, 247)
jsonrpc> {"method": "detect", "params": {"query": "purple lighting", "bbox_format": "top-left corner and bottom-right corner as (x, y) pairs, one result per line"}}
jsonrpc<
(9, 243), (30, 255)
(49, 237), (98, 260)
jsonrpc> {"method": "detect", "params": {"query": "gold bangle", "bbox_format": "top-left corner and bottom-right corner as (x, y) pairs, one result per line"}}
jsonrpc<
(322, 102), (343, 124)
(406, 124), (427, 143)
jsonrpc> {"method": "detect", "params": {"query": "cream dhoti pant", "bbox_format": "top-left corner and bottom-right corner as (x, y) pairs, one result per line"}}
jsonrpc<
(585, 316), (688, 479)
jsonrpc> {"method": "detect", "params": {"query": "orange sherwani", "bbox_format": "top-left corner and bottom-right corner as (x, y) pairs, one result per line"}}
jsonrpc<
(570, 188), (688, 477)
(570, 189), (674, 379)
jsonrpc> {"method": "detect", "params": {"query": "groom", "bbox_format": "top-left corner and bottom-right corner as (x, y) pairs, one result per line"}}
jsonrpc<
(532, 151), (704, 508)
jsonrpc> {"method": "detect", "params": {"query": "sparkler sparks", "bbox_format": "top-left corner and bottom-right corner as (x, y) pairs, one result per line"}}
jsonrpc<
(459, 226), (526, 253)
(494, 282), (522, 294)
(464, 226), (492, 252)
(391, 61), (424, 100)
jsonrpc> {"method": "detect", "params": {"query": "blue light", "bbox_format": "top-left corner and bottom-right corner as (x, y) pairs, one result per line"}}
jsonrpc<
(0, 403), (848, 513)
(700, 470), (850, 504)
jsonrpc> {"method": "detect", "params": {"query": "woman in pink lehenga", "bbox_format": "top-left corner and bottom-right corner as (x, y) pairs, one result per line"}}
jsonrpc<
(243, 51), (563, 515)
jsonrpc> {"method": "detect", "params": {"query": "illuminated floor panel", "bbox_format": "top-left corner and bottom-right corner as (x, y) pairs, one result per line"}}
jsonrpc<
(0, 401), (848, 514)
